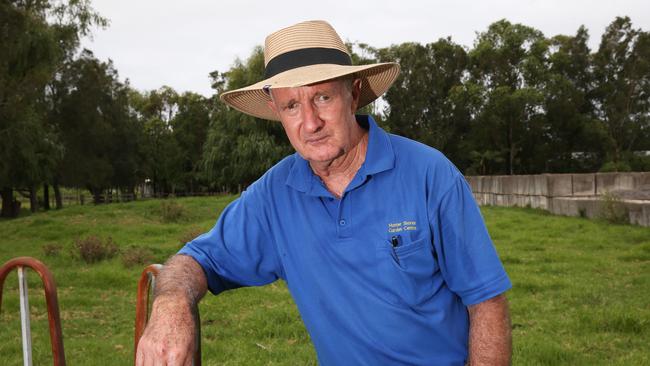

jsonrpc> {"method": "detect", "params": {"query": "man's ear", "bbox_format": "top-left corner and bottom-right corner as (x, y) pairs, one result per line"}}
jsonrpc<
(267, 99), (279, 118)
(350, 78), (362, 112)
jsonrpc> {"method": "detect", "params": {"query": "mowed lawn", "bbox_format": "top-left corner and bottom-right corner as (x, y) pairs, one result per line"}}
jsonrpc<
(0, 196), (649, 365)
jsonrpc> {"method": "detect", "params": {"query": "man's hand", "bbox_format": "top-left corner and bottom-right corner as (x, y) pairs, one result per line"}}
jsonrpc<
(136, 295), (197, 365)
(467, 293), (512, 366)
(135, 255), (207, 366)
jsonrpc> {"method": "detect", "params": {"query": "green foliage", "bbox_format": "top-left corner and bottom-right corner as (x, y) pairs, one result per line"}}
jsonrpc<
(3, 13), (650, 219)
(629, 154), (650, 171)
(172, 92), (212, 191)
(599, 161), (632, 172)
(598, 192), (629, 224)
(0, 0), (106, 217)
(540, 27), (605, 173)
(202, 47), (292, 191)
(463, 20), (548, 175)
(592, 17), (650, 167)
(159, 200), (186, 223)
(375, 39), (470, 166)
(53, 51), (139, 200)
(73, 235), (119, 264)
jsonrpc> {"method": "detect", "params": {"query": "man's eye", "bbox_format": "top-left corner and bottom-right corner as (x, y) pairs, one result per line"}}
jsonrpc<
(315, 95), (330, 103)
(285, 102), (298, 111)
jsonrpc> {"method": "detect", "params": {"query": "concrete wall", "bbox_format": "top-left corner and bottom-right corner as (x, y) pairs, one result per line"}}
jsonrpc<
(466, 172), (650, 227)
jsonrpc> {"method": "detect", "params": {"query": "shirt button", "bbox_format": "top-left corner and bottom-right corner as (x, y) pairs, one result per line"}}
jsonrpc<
(339, 219), (346, 226)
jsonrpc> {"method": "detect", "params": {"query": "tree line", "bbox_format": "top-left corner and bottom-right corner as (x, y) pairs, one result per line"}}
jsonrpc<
(1, 1), (649, 218)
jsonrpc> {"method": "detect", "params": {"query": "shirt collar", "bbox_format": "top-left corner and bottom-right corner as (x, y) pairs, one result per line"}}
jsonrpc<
(285, 114), (395, 194)
(359, 114), (395, 176)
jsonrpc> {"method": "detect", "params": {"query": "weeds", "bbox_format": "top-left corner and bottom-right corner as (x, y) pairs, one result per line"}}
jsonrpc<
(178, 227), (205, 245)
(73, 235), (119, 263)
(578, 207), (587, 218)
(598, 192), (628, 224)
(159, 200), (185, 222)
(120, 246), (155, 268)
(42, 243), (62, 257)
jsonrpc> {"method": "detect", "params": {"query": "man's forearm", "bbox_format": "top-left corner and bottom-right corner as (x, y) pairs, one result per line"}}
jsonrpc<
(467, 294), (512, 366)
(135, 254), (208, 365)
(154, 254), (208, 306)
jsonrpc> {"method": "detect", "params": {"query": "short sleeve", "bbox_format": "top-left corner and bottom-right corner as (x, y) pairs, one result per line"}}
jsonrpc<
(178, 187), (283, 295)
(429, 175), (512, 306)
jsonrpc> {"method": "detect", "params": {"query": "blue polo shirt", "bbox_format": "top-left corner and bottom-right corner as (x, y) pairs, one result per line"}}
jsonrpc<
(179, 115), (511, 365)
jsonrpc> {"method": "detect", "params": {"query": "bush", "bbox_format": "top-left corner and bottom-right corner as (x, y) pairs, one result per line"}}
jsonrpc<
(178, 227), (205, 246)
(599, 161), (632, 172)
(160, 200), (185, 222)
(630, 154), (650, 171)
(598, 192), (628, 225)
(42, 243), (62, 257)
(121, 247), (155, 268)
(73, 236), (119, 264)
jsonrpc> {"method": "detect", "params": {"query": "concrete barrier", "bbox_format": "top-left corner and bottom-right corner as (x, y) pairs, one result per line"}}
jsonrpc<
(467, 172), (650, 227)
(572, 174), (596, 196)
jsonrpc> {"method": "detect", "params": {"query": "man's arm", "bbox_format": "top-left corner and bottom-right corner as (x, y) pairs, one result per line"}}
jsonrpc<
(136, 254), (208, 366)
(467, 293), (512, 366)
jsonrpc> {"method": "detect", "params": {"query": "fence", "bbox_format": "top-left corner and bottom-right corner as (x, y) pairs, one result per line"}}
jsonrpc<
(466, 172), (650, 227)
(48, 191), (227, 207)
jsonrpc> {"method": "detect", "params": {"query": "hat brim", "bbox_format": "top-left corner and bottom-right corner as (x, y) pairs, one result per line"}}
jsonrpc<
(220, 62), (400, 121)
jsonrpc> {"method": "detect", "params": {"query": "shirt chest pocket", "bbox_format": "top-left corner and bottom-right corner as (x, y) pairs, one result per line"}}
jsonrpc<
(375, 235), (439, 307)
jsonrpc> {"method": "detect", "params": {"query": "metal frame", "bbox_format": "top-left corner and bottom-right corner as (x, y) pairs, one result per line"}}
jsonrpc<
(134, 264), (201, 365)
(0, 257), (66, 366)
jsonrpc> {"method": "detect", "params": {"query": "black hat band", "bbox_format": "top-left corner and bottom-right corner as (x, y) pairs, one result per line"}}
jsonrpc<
(264, 47), (352, 79)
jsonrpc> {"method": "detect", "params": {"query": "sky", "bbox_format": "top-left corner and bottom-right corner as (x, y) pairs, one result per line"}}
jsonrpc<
(80, 0), (650, 97)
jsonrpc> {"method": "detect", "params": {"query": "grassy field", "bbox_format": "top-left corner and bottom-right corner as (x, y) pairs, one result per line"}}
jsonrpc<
(0, 196), (649, 365)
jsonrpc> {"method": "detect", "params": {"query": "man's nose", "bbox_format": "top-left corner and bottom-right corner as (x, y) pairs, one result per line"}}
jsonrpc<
(302, 102), (324, 133)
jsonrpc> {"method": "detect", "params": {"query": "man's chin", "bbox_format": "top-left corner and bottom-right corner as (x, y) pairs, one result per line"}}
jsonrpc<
(304, 152), (345, 166)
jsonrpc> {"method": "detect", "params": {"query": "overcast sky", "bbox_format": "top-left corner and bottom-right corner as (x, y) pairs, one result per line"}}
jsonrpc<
(80, 0), (649, 97)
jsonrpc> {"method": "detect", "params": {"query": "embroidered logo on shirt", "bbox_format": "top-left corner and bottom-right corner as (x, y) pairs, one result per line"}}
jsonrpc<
(388, 220), (417, 233)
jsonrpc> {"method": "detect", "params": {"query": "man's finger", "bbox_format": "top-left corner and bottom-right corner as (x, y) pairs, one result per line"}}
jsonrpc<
(135, 348), (144, 366)
(182, 351), (194, 366)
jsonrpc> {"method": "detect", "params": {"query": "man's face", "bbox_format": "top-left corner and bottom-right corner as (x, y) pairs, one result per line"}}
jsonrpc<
(267, 79), (362, 165)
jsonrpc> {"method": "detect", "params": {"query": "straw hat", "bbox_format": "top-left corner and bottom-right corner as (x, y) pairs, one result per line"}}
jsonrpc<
(220, 20), (400, 121)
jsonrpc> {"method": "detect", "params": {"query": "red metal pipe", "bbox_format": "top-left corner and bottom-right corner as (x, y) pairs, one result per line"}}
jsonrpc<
(134, 263), (162, 361)
(0, 257), (66, 366)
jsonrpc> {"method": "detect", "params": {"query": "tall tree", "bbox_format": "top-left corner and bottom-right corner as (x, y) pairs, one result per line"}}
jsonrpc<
(541, 27), (606, 172)
(592, 16), (650, 170)
(0, 0), (105, 216)
(172, 92), (211, 193)
(54, 50), (137, 203)
(131, 86), (183, 195)
(203, 47), (292, 192)
(375, 39), (470, 167)
(462, 20), (548, 175)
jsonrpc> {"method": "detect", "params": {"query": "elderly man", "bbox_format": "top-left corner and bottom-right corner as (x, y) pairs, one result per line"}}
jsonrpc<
(137, 20), (512, 366)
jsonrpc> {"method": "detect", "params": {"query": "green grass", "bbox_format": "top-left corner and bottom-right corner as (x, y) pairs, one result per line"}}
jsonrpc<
(1, 199), (649, 365)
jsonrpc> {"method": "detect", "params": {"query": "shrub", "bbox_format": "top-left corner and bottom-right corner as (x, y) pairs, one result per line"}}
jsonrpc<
(73, 236), (119, 264)
(42, 243), (62, 257)
(160, 200), (185, 222)
(630, 154), (650, 171)
(178, 227), (205, 246)
(121, 247), (155, 268)
(598, 192), (628, 225)
(578, 208), (587, 218)
(599, 161), (632, 172)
